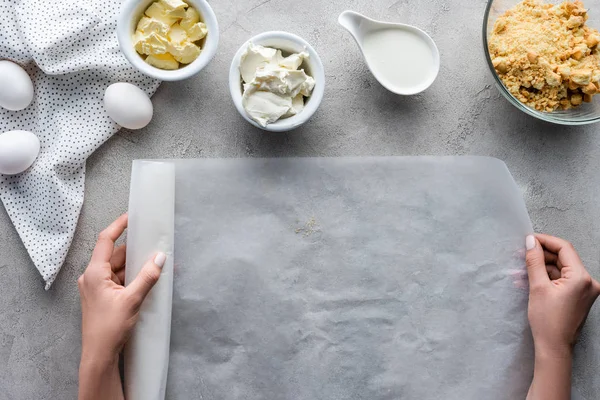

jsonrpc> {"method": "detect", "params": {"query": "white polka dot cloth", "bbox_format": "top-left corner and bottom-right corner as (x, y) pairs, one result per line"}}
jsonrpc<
(0, 0), (160, 289)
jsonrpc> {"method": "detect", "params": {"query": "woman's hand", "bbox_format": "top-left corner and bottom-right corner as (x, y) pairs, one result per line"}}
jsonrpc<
(526, 234), (600, 357)
(525, 234), (600, 400)
(78, 214), (166, 400)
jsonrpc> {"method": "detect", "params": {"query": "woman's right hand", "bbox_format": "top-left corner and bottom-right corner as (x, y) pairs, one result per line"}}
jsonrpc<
(526, 234), (600, 357)
(525, 234), (600, 400)
(78, 214), (166, 400)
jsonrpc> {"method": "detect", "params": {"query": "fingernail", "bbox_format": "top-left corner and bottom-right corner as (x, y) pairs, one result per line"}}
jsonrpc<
(154, 252), (167, 268)
(526, 235), (536, 251)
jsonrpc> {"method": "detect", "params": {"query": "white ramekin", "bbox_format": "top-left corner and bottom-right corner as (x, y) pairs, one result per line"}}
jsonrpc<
(117, 0), (219, 81)
(229, 31), (325, 132)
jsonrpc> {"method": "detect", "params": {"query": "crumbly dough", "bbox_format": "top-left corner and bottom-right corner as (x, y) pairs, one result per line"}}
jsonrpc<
(489, 0), (600, 112)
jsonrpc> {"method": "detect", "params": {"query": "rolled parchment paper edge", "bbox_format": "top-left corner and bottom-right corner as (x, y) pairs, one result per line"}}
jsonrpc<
(124, 160), (175, 400)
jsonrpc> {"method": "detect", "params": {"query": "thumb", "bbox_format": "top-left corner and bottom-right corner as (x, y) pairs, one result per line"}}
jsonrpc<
(525, 235), (550, 289)
(592, 278), (600, 297)
(126, 252), (167, 307)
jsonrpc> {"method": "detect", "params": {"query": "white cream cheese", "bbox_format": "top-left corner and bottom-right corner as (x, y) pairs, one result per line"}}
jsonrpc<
(240, 43), (316, 127)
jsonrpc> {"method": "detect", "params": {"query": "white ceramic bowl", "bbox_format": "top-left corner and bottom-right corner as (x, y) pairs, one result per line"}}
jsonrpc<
(229, 31), (325, 132)
(117, 0), (219, 81)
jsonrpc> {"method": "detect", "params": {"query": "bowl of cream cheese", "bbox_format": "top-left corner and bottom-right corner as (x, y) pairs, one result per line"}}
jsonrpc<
(117, 0), (219, 81)
(229, 31), (325, 132)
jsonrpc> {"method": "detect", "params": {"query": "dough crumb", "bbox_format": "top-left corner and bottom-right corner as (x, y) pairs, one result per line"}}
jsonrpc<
(295, 217), (319, 237)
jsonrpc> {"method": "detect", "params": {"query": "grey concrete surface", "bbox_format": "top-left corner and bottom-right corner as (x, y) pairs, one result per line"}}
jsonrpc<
(1, 0), (600, 398)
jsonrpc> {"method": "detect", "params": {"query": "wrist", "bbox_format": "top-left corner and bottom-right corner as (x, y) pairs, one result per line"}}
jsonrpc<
(79, 348), (124, 400)
(534, 342), (573, 363)
(529, 345), (572, 400)
(80, 346), (119, 370)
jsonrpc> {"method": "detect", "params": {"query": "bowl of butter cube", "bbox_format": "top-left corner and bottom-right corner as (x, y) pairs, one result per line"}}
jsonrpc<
(118, 0), (219, 81)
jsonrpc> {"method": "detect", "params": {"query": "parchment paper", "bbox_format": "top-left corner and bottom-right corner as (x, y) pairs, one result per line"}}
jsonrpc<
(126, 157), (535, 400)
(124, 161), (175, 400)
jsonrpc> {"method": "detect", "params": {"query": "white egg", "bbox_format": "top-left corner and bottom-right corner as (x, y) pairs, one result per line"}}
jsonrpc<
(104, 82), (153, 130)
(0, 130), (40, 175)
(0, 60), (34, 111)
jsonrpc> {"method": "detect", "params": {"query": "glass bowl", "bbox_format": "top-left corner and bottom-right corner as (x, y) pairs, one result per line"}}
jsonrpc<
(483, 0), (600, 125)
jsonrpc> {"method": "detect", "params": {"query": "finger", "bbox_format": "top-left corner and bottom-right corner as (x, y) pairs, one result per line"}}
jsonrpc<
(77, 275), (85, 294)
(110, 245), (127, 271)
(110, 271), (121, 286)
(125, 252), (167, 308)
(508, 269), (527, 289)
(546, 265), (561, 280)
(544, 250), (560, 268)
(536, 234), (584, 271)
(91, 214), (128, 264)
(116, 268), (126, 285)
(592, 278), (600, 296)
(526, 235), (551, 288)
(535, 234), (570, 253)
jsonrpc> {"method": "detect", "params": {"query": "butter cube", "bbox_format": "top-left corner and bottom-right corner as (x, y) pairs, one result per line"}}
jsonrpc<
(187, 22), (208, 42)
(168, 23), (188, 44)
(134, 32), (169, 55)
(160, 0), (187, 18)
(146, 53), (179, 70)
(161, 0), (187, 11)
(136, 16), (170, 36)
(169, 41), (201, 64)
(180, 7), (200, 30)
(145, 2), (178, 26)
